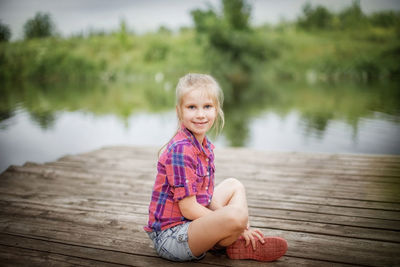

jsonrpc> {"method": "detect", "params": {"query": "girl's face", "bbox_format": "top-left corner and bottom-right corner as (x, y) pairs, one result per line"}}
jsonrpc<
(178, 88), (217, 144)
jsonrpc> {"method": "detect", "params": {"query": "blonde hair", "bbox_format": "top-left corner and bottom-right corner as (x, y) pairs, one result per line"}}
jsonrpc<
(159, 73), (224, 156)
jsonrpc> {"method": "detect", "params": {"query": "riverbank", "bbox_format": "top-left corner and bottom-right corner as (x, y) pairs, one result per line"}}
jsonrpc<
(1, 23), (399, 84)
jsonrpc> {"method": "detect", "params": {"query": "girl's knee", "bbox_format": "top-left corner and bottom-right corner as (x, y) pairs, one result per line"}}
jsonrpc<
(223, 177), (245, 191)
(224, 206), (248, 232)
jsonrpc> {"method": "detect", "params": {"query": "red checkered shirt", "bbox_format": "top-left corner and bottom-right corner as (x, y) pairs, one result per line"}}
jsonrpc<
(144, 126), (215, 232)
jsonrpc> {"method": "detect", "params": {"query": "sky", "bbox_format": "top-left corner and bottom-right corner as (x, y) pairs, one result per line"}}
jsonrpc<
(1, 0), (400, 39)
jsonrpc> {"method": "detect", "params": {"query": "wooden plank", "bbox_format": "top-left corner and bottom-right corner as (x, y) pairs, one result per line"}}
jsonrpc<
(3, 167), (400, 204)
(52, 151), (400, 171)
(50, 155), (400, 181)
(0, 233), (208, 267)
(1, 195), (399, 243)
(1, 190), (399, 233)
(249, 215), (400, 243)
(76, 145), (400, 164)
(1, 187), (399, 235)
(1, 178), (399, 231)
(2, 210), (399, 266)
(1, 146), (400, 266)
(19, 154), (400, 189)
(0, 245), (121, 267)
(2, 188), (399, 223)
(1, 199), (399, 266)
(54, 146), (400, 174)
(0, 233), (351, 267)
(249, 193), (400, 211)
(20, 162), (400, 192)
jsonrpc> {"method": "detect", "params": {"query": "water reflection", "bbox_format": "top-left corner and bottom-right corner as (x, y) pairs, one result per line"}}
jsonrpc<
(0, 79), (399, 172)
(1, 107), (400, 173)
(301, 110), (334, 138)
(30, 111), (57, 129)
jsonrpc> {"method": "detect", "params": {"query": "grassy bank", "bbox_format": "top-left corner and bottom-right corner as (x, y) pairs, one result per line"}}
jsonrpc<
(257, 25), (400, 82)
(1, 23), (399, 84)
(0, 30), (206, 84)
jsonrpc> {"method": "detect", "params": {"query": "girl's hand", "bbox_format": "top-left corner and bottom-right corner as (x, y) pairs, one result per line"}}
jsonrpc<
(241, 228), (265, 250)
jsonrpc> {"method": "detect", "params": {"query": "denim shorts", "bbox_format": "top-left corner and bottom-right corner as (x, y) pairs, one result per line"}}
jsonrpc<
(147, 222), (206, 262)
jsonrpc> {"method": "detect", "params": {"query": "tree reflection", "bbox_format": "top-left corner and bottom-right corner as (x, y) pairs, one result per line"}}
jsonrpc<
(222, 80), (275, 146)
(0, 110), (14, 130)
(0, 78), (398, 146)
(29, 111), (56, 129)
(300, 111), (334, 139)
(223, 103), (250, 147)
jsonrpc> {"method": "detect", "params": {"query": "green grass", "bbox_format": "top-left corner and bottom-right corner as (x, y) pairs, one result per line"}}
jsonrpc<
(1, 24), (399, 84)
(258, 25), (400, 82)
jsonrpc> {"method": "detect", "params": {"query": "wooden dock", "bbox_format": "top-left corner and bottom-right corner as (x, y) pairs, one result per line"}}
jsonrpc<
(0, 146), (399, 266)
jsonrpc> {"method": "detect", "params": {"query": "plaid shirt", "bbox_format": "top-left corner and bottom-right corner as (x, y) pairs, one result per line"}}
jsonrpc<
(144, 126), (215, 232)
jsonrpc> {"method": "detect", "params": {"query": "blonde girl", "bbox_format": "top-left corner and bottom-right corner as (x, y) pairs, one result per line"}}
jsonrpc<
(145, 73), (287, 262)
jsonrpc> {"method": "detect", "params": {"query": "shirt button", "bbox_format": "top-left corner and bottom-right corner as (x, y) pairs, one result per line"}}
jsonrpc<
(206, 158), (209, 162)
(207, 171), (210, 175)
(205, 186), (208, 190)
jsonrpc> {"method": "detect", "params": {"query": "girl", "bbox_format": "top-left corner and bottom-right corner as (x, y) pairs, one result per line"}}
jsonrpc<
(144, 73), (287, 262)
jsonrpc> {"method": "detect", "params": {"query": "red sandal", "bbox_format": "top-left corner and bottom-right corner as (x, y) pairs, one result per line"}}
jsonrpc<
(226, 236), (288, 262)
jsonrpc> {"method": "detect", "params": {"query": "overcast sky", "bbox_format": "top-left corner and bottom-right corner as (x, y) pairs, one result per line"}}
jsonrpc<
(1, 0), (400, 39)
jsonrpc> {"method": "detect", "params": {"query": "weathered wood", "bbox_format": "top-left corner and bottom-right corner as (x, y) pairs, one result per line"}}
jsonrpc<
(0, 233), (209, 267)
(3, 165), (400, 204)
(1, 146), (400, 266)
(1, 194), (399, 245)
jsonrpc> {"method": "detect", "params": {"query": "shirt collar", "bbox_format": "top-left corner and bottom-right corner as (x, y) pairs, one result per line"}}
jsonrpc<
(179, 125), (214, 158)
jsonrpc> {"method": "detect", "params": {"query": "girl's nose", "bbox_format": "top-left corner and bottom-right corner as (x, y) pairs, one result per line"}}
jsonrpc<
(196, 108), (205, 118)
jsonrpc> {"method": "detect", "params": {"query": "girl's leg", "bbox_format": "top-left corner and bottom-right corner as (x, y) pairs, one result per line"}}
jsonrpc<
(187, 178), (249, 256)
(210, 178), (250, 246)
(210, 178), (249, 211)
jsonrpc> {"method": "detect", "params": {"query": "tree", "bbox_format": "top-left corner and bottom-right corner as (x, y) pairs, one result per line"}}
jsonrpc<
(222, 0), (251, 31)
(0, 21), (11, 42)
(191, 0), (274, 102)
(339, 1), (365, 28)
(369, 11), (400, 28)
(297, 3), (333, 30)
(191, 0), (275, 146)
(24, 12), (55, 39)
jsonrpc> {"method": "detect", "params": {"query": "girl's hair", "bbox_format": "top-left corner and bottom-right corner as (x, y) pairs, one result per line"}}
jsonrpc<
(159, 73), (224, 156)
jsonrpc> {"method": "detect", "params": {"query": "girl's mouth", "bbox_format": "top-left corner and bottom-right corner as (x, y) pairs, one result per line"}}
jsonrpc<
(193, 121), (208, 125)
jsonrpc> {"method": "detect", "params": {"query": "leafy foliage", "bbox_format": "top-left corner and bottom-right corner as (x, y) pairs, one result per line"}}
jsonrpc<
(191, 0), (276, 102)
(369, 11), (400, 28)
(297, 1), (400, 32)
(0, 21), (11, 42)
(24, 12), (55, 39)
(1, 1), (398, 86)
(297, 3), (333, 30)
(338, 1), (366, 29)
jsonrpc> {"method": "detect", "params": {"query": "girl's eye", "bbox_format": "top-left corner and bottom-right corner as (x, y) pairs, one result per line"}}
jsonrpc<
(188, 105), (196, 109)
(205, 105), (213, 109)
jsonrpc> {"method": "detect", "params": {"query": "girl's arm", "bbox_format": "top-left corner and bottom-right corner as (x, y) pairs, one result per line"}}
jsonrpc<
(179, 195), (213, 220)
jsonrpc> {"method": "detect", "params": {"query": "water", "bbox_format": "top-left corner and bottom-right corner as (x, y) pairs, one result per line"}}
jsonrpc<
(1, 103), (399, 173)
(248, 110), (400, 154)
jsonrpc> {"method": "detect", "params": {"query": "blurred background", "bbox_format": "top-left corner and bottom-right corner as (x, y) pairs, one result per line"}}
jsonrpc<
(1, 0), (400, 172)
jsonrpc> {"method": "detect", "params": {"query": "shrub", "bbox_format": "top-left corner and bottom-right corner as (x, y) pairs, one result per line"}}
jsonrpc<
(0, 21), (11, 42)
(24, 12), (55, 39)
(297, 3), (334, 30)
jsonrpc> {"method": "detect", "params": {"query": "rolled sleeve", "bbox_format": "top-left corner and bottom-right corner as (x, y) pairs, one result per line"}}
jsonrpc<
(165, 144), (198, 202)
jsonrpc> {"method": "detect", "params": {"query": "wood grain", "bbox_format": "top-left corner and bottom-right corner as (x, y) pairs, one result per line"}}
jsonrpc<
(1, 146), (399, 266)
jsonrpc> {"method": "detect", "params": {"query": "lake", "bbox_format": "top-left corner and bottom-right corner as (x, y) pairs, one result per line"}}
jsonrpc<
(0, 80), (399, 173)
